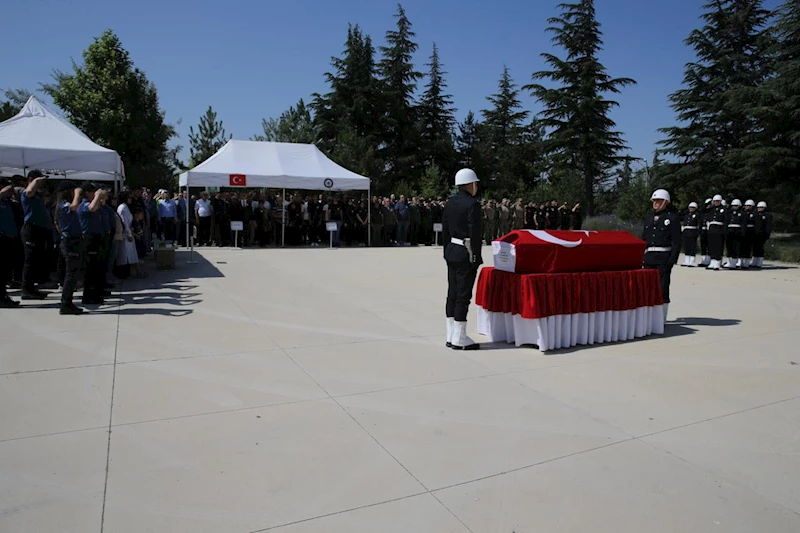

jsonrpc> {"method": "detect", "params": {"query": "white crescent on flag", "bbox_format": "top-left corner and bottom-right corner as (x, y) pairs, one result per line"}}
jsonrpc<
(525, 230), (593, 248)
(229, 174), (247, 186)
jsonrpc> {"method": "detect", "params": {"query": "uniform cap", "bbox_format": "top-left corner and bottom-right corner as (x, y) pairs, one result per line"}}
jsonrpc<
(650, 189), (670, 202)
(80, 181), (98, 192)
(757, 201), (767, 208)
(721, 199), (727, 206)
(704, 198), (712, 204)
(455, 168), (479, 186)
(688, 202), (698, 208)
(713, 194), (723, 201)
(732, 199), (742, 206)
(745, 199), (755, 206)
(56, 180), (77, 192)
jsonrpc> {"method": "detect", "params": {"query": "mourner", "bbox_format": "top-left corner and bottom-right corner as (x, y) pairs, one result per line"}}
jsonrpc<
(19, 170), (53, 299)
(724, 199), (746, 269)
(642, 189), (681, 321)
(55, 181), (85, 315)
(706, 194), (726, 270)
(0, 178), (20, 308)
(752, 201), (773, 269)
(77, 182), (108, 305)
(442, 168), (483, 351)
(681, 201), (700, 267)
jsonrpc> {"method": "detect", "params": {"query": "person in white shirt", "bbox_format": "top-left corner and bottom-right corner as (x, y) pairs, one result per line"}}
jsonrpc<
(195, 192), (213, 246)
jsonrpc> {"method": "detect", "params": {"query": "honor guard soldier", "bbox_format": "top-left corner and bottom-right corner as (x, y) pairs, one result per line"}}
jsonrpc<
(752, 201), (772, 268)
(642, 189), (681, 321)
(681, 202), (700, 266)
(724, 199), (746, 268)
(0, 178), (20, 308)
(741, 199), (757, 268)
(443, 169), (483, 351)
(699, 198), (712, 266)
(706, 194), (726, 270)
(55, 181), (85, 315)
(77, 182), (108, 305)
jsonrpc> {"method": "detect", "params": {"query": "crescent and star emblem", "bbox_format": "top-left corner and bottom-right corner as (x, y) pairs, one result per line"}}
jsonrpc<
(526, 230), (595, 248)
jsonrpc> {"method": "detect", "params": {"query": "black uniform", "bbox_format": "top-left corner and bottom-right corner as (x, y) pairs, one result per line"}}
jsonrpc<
(707, 204), (727, 261)
(57, 198), (84, 312)
(442, 190), (483, 323)
(642, 207), (681, 304)
(78, 198), (106, 304)
(725, 208), (746, 264)
(681, 210), (700, 258)
(699, 203), (712, 258)
(753, 209), (773, 260)
(0, 190), (20, 306)
(741, 209), (757, 260)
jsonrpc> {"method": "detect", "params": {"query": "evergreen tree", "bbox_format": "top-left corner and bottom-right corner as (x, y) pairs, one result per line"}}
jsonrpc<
(525, 0), (636, 215)
(188, 106), (231, 168)
(456, 111), (480, 169)
(42, 30), (178, 189)
(658, 0), (775, 201)
(378, 3), (424, 186)
(417, 43), (457, 190)
(255, 99), (318, 144)
(0, 88), (32, 122)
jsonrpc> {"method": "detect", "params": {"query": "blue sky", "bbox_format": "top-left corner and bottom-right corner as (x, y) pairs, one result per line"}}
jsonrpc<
(0, 0), (782, 168)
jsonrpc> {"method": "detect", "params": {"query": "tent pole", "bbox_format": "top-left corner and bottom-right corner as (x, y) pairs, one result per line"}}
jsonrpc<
(367, 183), (371, 247)
(281, 188), (286, 248)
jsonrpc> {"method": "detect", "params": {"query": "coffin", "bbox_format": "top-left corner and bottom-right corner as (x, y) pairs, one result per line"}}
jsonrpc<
(492, 230), (646, 274)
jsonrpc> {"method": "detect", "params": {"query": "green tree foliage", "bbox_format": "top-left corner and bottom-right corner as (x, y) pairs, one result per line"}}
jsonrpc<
(525, 0), (636, 216)
(377, 3), (424, 185)
(658, 0), (775, 201)
(455, 111), (482, 170)
(188, 106), (231, 168)
(417, 43), (457, 189)
(418, 163), (447, 199)
(254, 99), (318, 145)
(42, 30), (178, 189)
(0, 88), (32, 122)
(614, 167), (652, 222)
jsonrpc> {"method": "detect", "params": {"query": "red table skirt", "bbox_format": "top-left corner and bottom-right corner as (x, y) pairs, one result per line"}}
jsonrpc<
(475, 267), (664, 350)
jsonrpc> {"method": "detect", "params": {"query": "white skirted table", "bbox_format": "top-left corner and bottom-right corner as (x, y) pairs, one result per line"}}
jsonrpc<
(475, 267), (665, 351)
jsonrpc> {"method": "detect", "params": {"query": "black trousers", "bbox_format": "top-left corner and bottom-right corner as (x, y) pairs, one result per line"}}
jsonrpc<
(708, 230), (725, 260)
(741, 230), (755, 258)
(644, 252), (673, 304)
(700, 231), (709, 256)
(725, 233), (741, 259)
(682, 230), (698, 256)
(21, 222), (49, 293)
(83, 235), (105, 301)
(0, 234), (14, 298)
(162, 218), (176, 241)
(198, 217), (212, 245)
(446, 261), (479, 322)
(753, 234), (768, 258)
(60, 238), (83, 305)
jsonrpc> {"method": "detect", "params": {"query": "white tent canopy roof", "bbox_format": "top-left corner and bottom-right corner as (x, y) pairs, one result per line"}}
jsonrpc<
(0, 96), (122, 174)
(179, 140), (370, 191)
(0, 167), (122, 182)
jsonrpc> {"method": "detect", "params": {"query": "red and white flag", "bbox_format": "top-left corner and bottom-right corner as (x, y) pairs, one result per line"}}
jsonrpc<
(229, 174), (247, 187)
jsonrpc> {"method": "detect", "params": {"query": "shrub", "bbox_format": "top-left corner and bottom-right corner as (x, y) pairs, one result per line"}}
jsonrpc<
(765, 234), (800, 263)
(582, 215), (643, 238)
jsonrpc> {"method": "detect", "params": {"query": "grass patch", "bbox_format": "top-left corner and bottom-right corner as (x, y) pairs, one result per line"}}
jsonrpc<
(765, 234), (800, 263)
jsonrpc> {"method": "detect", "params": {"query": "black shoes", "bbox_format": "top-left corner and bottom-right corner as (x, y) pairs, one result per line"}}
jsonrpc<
(59, 303), (84, 315)
(0, 296), (20, 308)
(21, 290), (47, 300)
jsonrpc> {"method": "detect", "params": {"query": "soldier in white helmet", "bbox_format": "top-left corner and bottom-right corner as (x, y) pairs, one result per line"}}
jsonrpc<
(699, 198), (713, 266)
(642, 189), (681, 321)
(752, 201), (772, 268)
(706, 194), (726, 270)
(442, 169), (483, 350)
(724, 199), (746, 268)
(681, 201), (700, 266)
(741, 199), (757, 268)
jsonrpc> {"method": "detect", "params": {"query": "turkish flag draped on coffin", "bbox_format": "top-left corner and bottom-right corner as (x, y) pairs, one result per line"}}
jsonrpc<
(492, 230), (646, 274)
(229, 174), (247, 187)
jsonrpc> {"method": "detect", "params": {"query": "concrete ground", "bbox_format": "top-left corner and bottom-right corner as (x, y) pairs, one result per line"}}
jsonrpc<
(1, 246), (799, 533)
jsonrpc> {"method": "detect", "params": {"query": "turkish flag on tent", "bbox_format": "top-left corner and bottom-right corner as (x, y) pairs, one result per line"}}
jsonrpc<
(492, 230), (646, 274)
(229, 174), (247, 187)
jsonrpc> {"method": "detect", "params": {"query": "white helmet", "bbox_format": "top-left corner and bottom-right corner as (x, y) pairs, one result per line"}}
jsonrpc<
(704, 198), (712, 204)
(713, 194), (723, 202)
(455, 168), (479, 186)
(732, 199), (742, 207)
(757, 201), (767, 208)
(688, 202), (698, 208)
(745, 199), (755, 206)
(651, 189), (670, 202)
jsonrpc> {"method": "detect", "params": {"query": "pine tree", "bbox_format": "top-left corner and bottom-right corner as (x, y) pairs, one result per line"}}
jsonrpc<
(255, 99), (318, 144)
(42, 30), (178, 189)
(378, 3), (424, 186)
(0, 88), (32, 122)
(525, 0), (636, 215)
(417, 43), (457, 189)
(456, 111), (480, 169)
(658, 0), (775, 201)
(188, 106), (231, 168)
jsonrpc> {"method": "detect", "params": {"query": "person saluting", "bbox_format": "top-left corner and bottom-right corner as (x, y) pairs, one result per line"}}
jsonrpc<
(442, 169), (483, 350)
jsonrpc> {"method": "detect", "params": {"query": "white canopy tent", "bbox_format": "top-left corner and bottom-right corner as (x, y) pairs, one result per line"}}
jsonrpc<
(0, 96), (124, 189)
(179, 140), (372, 249)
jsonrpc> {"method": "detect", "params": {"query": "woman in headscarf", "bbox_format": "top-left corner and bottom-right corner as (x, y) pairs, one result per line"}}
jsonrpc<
(117, 192), (147, 279)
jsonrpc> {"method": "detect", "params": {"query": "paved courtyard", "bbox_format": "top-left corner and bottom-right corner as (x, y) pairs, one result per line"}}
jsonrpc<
(1, 245), (799, 532)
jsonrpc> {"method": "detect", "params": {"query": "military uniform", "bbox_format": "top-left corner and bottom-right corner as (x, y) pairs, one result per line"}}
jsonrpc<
(699, 202), (712, 265)
(443, 170), (483, 351)
(752, 205), (773, 268)
(512, 202), (525, 230)
(56, 183), (85, 314)
(724, 206), (746, 268)
(681, 209), (700, 266)
(78, 191), (107, 304)
(706, 203), (726, 270)
(741, 207), (757, 267)
(0, 181), (20, 307)
(643, 205), (681, 314)
(482, 202), (496, 244)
